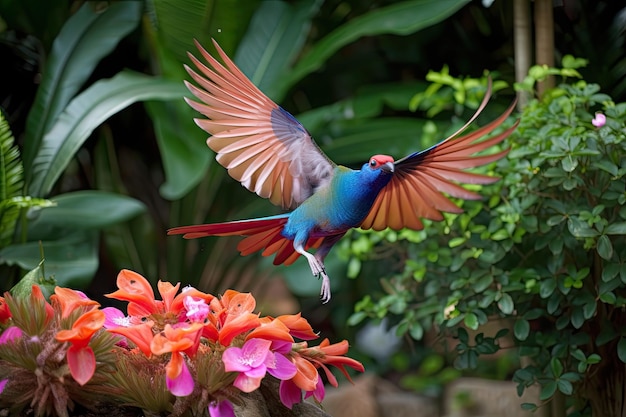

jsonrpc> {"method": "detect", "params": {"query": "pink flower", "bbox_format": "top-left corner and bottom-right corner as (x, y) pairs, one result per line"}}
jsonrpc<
(305, 376), (325, 403)
(0, 326), (23, 344)
(208, 400), (235, 417)
(279, 379), (303, 409)
(592, 112), (606, 127)
(102, 307), (131, 328)
(222, 338), (296, 393)
(184, 295), (209, 322)
(0, 379), (6, 394)
(151, 323), (203, 396)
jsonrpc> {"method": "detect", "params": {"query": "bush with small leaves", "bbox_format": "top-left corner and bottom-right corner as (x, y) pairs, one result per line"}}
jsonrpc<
(348, 58), (626, 416)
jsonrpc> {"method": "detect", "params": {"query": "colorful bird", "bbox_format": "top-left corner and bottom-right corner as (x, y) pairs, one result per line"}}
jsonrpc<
(168, 40), (518, 303)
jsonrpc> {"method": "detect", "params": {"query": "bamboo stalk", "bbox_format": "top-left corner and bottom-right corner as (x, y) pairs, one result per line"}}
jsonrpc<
(513, 0), (532, 108)
(534, 0), (555, 96)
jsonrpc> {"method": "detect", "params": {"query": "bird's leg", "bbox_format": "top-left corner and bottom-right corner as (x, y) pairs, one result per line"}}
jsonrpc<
(293, 240), (331, 303)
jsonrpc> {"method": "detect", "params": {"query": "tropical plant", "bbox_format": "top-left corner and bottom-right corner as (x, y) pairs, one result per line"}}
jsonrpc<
(0, 2), (190, 289)
(348, 58), (626, 416)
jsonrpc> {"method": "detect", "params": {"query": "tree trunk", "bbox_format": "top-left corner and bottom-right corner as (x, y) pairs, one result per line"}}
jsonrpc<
(585, 340), (626, 416)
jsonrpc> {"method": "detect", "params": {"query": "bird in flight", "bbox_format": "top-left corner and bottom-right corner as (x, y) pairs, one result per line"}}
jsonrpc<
(168, 40), (518, 303)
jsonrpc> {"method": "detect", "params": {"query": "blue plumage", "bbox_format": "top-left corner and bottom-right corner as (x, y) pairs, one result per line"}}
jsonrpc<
(168, 40), (518, 303)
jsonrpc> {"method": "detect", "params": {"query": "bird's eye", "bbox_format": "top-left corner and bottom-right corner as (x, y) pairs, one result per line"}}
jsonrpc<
(370, 159), (377, 167)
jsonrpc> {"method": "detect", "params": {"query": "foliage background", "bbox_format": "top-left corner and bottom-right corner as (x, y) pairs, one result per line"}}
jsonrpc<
(1, 0), (625, 414)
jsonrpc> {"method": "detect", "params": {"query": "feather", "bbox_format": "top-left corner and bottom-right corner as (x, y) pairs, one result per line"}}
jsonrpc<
(186, 40), (336, 210)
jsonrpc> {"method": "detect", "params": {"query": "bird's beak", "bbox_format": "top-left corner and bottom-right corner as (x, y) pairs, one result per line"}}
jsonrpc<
(381, 162), (395, 173)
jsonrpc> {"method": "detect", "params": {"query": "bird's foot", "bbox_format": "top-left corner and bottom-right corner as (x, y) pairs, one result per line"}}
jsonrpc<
(301, 250), (331, 303)
(319, 272), (331, 304)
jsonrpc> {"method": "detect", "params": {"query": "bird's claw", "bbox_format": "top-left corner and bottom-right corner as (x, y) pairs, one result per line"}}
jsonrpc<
(319, 272), (331, 304)
(302, 252), (331, 303)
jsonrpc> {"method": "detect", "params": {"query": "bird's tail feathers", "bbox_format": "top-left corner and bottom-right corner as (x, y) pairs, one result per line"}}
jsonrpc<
(168, 214), (323, 266)
(167, 214), (290, 239)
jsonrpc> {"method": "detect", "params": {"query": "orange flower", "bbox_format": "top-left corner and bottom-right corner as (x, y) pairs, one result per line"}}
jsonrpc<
(107, 321), (155, 357)
(56, 309), (105, 385)
(246, 317), (294, 344)
(298, 339), (364, 386)
(151, 323), (203, 396)
(105, 270), (159, 317)
(276, 313), (318, 340)
(51, 287), (99, 319)
(290, 355), (318, 392)
(203, 290), (261, 346)
(106, 270), (214, 320)
(30, 285), (54, 331)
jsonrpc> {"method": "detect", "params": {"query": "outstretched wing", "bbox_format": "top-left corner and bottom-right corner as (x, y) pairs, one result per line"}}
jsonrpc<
(360, 83), (518, 231)
(185, 39), (335, 209)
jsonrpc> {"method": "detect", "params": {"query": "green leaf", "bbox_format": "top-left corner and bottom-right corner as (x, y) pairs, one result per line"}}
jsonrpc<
(10, 260), (55, 299)
(409, 322), (424, 340)
(347, 311), (367, 326)
(147, 0), (257, 69)
(514, 319), (530, 341)
(606, 222), (626, 235)
(539, 380), (558, 401)
(282, 0), (470, 96)
(568, 217), (599, 238)
(0, 232), (99, 288)
(463, 312), (479, 330)
(23, 1), (142, 178)
(550, 357), (563, 378)
(0, 112), (24, 247)
(561, 155), (578, 172)
(557, 379), (573, 395)
(618, 337), (626, 363)
(597, 234), (614, 260)
(497, 293), (514, 314)
(29, 191), (145, 230)
(28, 71), (186, 197)
(235, 0), (322, 100)
(146, 100), (211, 200)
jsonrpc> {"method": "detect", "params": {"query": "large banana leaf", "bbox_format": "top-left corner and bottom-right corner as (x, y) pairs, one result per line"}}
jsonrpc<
(234, 0), (323, 100)
(0, 190), (146, 288)
(22, 1), (142, 180)
(28, 71), (186, 197)
(0, 232), (98, 288)
(276, 0), (470, 100)
(144, 0), (259, 200)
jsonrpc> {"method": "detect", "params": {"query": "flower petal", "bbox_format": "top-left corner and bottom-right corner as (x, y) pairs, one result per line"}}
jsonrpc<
(233, 373), (262, 393)
(277, 314), (318, 340)
(157, 280), (181, 312)
(105, 270), (156, 316)
(67, 345), (96, 385)
(51, 287), (99, 318)
(279, 379), (303, 409)
(222, 347), (250, 373)
(166, 358), (194, 396)
(102, 307), (129, 329)
(209, 400), (235, 417)
(245, 318), (294, 344)
(266, 352), (297, 380)
(0, 326), (23, 345)
(107, 322), (154, 356)
(219, 312), (261, 346)
(304, 376), (325, 402)
(241, 338), (271, 367)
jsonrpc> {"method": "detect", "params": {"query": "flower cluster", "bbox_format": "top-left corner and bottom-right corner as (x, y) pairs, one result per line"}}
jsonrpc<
(0, 269), (364, 416)
(0, 285), (118, 416)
